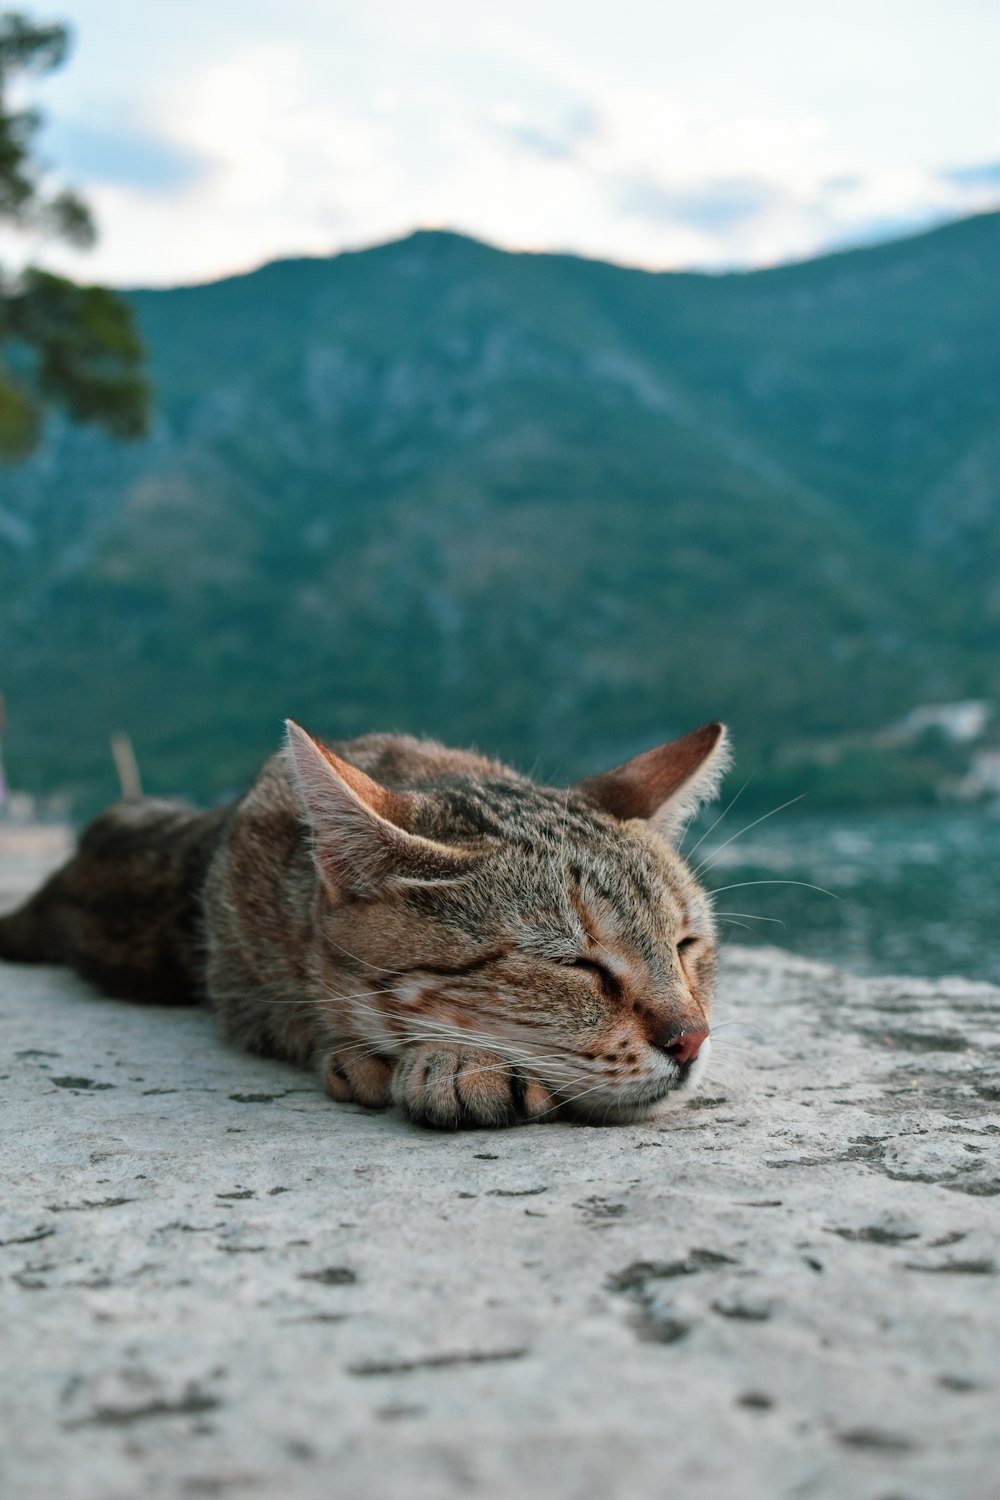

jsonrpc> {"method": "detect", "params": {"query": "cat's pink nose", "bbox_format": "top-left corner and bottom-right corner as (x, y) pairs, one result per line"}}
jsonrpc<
(658, 1028), (709, 1064)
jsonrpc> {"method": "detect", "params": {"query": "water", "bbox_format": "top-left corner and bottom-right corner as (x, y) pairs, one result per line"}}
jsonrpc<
(693, 806), (999, 985)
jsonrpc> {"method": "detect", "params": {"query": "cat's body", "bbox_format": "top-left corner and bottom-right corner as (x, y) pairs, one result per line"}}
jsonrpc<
(0, 721), (730, 1127)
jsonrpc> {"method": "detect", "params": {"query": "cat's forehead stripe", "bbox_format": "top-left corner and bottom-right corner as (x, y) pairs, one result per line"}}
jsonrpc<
(577, 856), (688, 924)
(568, 882), (625, 961)
(576, 899), (632, 978)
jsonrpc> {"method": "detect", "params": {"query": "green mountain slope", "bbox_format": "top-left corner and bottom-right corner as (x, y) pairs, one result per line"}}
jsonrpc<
(1, 213), (997, 810)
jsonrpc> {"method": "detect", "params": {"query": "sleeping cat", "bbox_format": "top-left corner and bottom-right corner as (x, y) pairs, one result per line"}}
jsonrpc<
(0, 719), (730, 1128)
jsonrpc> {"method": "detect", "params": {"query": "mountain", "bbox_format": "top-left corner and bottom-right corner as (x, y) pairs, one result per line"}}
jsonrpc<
(1, 212), (998, 812)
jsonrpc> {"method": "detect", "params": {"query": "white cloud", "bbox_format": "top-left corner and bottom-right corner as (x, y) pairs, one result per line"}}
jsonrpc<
(18, 26), (1000, 287)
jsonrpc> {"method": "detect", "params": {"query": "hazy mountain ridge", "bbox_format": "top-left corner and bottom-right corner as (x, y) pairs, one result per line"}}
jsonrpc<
(1, 212), (997, 809)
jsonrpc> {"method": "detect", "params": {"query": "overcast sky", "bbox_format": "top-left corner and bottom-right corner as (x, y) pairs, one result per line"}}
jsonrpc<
(8, 0), (999, 286)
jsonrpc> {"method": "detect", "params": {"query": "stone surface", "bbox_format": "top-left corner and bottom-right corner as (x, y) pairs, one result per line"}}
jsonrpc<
(1, 837), (998, 1500)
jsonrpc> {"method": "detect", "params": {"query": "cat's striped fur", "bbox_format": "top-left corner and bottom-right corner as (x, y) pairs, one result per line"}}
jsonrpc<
(0, 720), (730, 1127)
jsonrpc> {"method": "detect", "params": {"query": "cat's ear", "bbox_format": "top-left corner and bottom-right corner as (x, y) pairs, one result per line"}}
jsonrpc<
(575, 723), (731, 841)
(284, 721), (472, 896)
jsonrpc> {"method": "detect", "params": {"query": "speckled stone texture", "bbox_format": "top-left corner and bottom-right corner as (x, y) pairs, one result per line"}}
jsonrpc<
(1, 836), (997, 1500)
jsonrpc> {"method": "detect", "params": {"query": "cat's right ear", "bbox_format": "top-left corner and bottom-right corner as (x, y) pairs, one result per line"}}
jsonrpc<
(284, 721), (472, 897)
(575, 722), (732, 841)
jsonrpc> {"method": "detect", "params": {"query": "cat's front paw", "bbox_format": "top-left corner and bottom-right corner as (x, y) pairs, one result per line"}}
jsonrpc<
(391, 1043), (557, 1129)
(320, 1045), (394, 1109)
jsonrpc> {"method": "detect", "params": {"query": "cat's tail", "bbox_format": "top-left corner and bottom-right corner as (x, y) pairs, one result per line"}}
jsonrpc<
(0, 882), (65, 964)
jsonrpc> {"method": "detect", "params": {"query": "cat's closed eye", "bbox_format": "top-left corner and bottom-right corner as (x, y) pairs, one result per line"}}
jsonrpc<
(677, 935), (702, 973)
(565, 956), (621, 999)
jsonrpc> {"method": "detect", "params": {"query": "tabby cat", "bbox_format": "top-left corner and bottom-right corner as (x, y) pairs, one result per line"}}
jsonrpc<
(0, 719), (730, 1127)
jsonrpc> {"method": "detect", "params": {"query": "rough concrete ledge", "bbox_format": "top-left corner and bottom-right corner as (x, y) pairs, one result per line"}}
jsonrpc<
(1, 842), (998, 1500)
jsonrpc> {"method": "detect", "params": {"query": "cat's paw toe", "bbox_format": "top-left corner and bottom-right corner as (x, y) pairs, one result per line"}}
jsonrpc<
(321, 1049), (393, 1109)
(519, 1074), (560, 1121)
(454, 1050), (521, 1127)
(392, 1045), (508, 1128)
(393, 1044), (554, 1129)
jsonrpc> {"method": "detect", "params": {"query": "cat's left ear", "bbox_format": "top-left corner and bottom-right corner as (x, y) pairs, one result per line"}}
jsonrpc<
(575, 722), (731, 841)
(284, 721), (475, 896)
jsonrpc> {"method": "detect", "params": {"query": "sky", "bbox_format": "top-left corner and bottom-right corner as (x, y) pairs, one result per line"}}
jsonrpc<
(6, 0), (999, 287)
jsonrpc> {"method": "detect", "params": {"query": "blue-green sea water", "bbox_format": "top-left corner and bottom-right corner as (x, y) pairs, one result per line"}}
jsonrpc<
(694, 807), (998, 985)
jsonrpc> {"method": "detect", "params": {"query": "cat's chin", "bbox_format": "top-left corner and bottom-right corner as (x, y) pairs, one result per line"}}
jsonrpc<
(679, 1035), (712, 1093)
(559, 1038), (712, 1125)
(560, 1081), (681, 1126)
(561, 1092), (672, 1126)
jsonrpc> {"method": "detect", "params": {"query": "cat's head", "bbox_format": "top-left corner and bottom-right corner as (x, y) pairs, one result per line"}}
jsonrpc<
(286, 719), (730, 1124)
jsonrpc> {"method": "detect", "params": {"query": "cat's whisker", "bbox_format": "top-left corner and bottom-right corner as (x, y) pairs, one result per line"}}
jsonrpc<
(717, 918), (753, 932)
(439, 1053), (571, 1079)
(319, 984), (402, 1002)
(710, 1018), (765, 1038)
(691, 793), (807, 879)
(699, 1058), (749, 1087)
(707, 1032), (755, 1056)
(713, 910), (787, 927)
(327, 1028), (572, 1078)
(405, 1030), (572, 1073)
(324, 1042), (396, 1065)
(264, 985), (397, 1009)
(707, 878), (841, 900)
(540, 1074), (633, 1120)
(584, 929), (631, 966)
(556, 1071), (642, 1112)
(332, 996), (573, 1073)
(710, 1043), (759, 1061)
(386, 1010), (549, 1051)
(706, 1042), (754, 1062)
(683, 778), (750, 861)
(321, 937), (430, 980)
(371, 1000), (564, 1062)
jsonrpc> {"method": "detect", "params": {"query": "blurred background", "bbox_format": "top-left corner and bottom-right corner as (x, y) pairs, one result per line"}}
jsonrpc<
(0, 1), (997, 979)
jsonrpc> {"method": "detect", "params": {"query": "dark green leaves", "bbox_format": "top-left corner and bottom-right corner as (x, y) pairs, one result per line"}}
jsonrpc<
(0, 10), (150, 459)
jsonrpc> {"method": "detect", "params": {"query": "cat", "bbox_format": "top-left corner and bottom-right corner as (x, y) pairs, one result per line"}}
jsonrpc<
(0, 718), (730, 1128)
